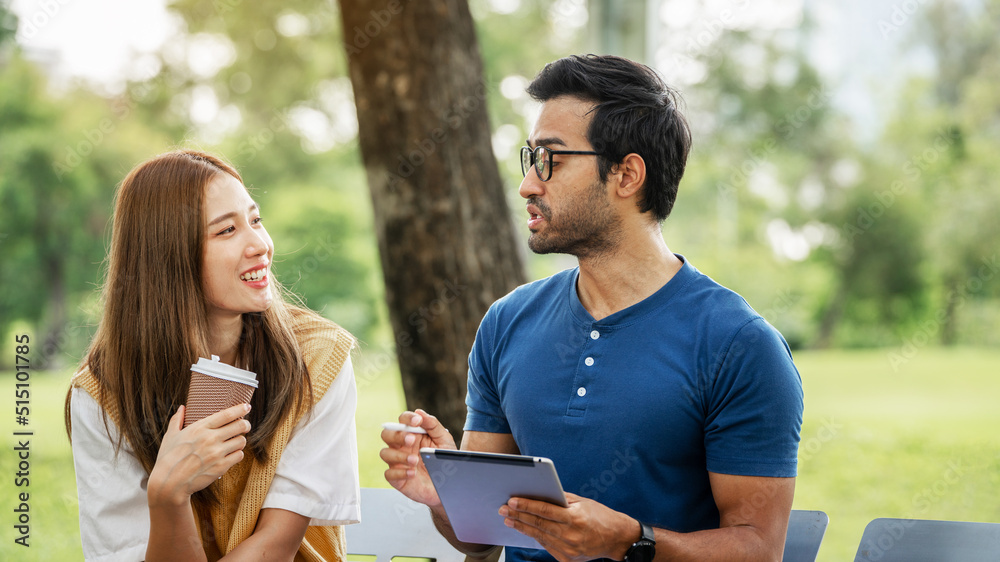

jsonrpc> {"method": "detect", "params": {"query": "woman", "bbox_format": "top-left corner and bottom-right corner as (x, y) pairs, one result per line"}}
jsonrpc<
(66, 150), (359, 561)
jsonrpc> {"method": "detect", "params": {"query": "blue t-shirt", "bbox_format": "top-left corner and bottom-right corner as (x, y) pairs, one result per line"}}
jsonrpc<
(464, 256), (803, 562)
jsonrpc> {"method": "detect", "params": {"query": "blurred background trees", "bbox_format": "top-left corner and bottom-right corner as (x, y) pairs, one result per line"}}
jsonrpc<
(1, 3), (173, 367)
(2, 0), (998, 369)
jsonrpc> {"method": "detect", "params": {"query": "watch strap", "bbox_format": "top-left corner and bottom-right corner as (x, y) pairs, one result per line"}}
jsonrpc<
(624, 521), (656, 562)
(640, 521), (655, 542)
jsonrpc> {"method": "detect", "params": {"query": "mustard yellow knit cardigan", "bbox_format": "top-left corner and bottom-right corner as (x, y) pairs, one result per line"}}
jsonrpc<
(72, 312), (356, 561)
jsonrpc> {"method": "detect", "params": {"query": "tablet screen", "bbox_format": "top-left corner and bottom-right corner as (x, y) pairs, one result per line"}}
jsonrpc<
(421, 448), (567, 549)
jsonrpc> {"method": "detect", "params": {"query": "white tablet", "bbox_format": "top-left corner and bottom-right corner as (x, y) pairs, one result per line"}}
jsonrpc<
(420, 447), (568, 549)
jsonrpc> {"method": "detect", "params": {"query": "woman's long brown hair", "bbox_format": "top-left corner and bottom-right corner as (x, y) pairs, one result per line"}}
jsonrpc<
(66, 150), (313, 505)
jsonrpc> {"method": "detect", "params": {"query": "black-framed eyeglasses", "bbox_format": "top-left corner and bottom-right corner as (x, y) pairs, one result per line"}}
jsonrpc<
(520, 145), (600, 182)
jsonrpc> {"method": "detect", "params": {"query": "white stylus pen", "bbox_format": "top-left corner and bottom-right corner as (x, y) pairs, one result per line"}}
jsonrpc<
(382, 422), (428, 434)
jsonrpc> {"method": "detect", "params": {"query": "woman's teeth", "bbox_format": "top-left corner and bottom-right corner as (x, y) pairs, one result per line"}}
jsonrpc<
(240, 268), (266, 281)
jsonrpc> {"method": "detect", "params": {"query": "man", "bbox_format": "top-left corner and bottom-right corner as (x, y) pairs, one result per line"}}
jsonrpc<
(381, 54), (803, 562)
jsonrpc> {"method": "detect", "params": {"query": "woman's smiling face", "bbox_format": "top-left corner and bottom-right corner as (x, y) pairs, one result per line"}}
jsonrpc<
(201, 173), (274, 322)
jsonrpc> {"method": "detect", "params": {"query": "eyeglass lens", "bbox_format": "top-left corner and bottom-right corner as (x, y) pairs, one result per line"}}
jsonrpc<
(520, 146), (550, 180)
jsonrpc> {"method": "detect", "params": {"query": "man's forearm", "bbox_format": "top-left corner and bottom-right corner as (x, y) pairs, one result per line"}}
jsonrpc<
(653, 525), (780, 562)
(429, 504), (502, 558)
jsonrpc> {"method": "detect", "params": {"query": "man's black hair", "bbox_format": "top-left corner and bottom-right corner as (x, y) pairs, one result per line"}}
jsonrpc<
(526, 54), (692, 222)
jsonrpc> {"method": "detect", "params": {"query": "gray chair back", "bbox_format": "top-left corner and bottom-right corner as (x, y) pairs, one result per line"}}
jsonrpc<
(783, 509), (829, 562)
(346, 487), (466, 562)
(853, 518), (1000, 561)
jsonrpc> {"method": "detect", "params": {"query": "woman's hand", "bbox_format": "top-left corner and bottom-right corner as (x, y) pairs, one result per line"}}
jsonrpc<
(147, 403), (251, 507)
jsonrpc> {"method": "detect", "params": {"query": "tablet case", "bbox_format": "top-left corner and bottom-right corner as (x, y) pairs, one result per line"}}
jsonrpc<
(421, 448), (568, 549)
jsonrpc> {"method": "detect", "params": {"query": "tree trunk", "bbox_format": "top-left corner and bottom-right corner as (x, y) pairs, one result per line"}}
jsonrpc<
(940, 276), (959, 346)
(338, 0), (527, 439)
(814, 278), (848, 349)
(39, 257), (68, 370)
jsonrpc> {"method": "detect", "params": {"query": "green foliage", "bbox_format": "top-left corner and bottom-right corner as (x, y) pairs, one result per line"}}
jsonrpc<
(0, 2), (16, 52)
(3, 0), (999, 358)
(258, 177), (382, 340)
(671, 1), (999, 349)
(854, 0), (1000, 346)
(0, 51), (171, 367)
(826, 191), (928, 346)
(0, 0), (586, 361)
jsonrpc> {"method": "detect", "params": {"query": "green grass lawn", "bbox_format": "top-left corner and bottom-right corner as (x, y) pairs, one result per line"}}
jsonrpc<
(793, 347), (1000, 561)
(2, 347), (998, 560)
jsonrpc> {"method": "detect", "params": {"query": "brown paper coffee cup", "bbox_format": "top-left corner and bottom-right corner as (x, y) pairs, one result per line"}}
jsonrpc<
(183, 355), (258, 428)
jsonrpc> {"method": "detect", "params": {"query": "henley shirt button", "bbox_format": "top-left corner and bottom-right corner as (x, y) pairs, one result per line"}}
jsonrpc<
(590, 330), (600, 340)
(584, 357), (595, 366)
(577, 387), (587, 397)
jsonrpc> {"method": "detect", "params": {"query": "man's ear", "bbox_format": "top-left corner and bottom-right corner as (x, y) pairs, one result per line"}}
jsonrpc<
(613, 153), (646, 199)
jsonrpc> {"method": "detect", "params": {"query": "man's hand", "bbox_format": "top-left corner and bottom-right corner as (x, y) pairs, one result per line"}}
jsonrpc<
(379, 409), (457, 507)
(498, 492), (640, 562)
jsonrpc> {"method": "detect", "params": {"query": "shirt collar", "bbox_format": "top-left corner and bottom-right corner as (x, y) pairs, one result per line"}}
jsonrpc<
(567, 254), (696, 327)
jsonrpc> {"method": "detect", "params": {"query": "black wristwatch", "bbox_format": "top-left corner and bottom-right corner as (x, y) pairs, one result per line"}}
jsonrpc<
(624, 521), (656, 562)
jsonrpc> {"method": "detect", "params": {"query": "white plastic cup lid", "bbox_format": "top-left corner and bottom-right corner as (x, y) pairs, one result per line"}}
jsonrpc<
(190, 355), (259, 388)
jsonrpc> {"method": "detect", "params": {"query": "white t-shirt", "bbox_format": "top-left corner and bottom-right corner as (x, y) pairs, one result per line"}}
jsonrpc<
(71, 358), (361, 562)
